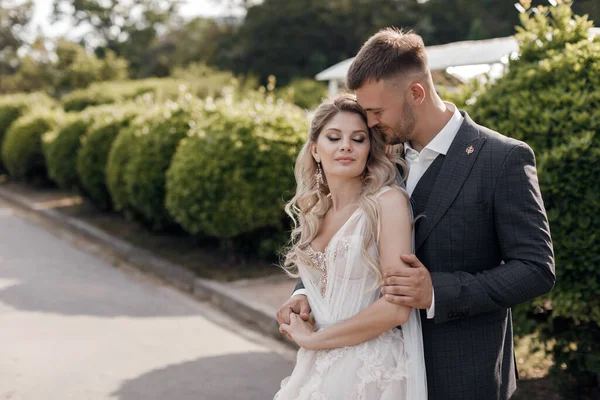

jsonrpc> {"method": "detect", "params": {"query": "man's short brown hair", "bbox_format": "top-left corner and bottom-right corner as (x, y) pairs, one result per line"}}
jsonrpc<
(346, 27), (428, 90)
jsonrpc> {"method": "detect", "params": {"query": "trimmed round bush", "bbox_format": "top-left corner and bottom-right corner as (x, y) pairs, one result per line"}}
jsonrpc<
(166, 95), (306, 245)
(77, 105), (138, 210)
(467, 4), (600, 394)
(42, 113), (92, 190)
(1, 108), (64, 182)
(0, 93), (55, 171)
(61, 88), (117, 113)
(106, 121), (140, 217)
(123, 100), (196, 230)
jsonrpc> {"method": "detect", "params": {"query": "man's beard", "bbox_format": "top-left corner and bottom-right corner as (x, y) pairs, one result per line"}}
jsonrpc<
(384, 103), (416, 145)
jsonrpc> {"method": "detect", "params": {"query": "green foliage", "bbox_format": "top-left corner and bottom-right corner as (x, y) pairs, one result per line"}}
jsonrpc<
(123, 99), (197, 230)
(468, 3), (600, 394)
(61, 75), (234, 112)
(0, 38), (128, 96)
(437, 78), (486, 110)
(77, 104), (139, 210)
(224, 0), (599, 85)
(165, 93), (306, 246)
(61, 80), (153, 112)
(168, 18), (237, 71)
(537, 132), (600, 396)
(52, 39), (128, 96)
(1, 107), (63, 182)
(0, 92), (55, 148)
(276, 78), (328, 110)
(0, 0), (33, 76)
(42, 113), (92, 190)
(105, 118), (140, 217)
(52, 0), (180, 79)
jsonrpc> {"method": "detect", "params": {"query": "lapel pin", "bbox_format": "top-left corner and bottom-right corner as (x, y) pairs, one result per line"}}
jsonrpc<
(466, 145), (474, 155)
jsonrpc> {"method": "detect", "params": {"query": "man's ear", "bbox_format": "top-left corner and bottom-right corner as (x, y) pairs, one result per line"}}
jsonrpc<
(408, 83), (426, 106)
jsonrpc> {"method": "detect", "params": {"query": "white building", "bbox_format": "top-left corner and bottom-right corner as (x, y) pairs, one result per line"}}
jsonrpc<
(316, 28), (600, 97)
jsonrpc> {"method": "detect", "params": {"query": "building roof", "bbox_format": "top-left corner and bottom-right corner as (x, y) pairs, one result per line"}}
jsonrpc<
(316, 28), (600, 82)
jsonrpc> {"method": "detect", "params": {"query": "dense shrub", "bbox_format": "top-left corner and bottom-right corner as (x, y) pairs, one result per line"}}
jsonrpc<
(468, 4), (600, 395)
(77, 105), (139, 210)
(42, 113), (92, 190)
(105, 119), (140, 218)
(61, 88), (118, 113)
(276, 78), (328, 109)
(1, 108), (64, 182)
(166, 94), (306, 254)
(123, 99), (198, 230)
(537, 132), (600, 396)
(0, 93), (55, 171)
(61, 74), (234, 112)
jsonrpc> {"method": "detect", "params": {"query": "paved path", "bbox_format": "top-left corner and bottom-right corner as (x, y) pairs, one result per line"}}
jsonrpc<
(0, 198), (293, 400)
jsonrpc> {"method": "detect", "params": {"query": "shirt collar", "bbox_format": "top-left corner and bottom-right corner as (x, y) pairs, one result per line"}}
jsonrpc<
(404, 102), (464, 156)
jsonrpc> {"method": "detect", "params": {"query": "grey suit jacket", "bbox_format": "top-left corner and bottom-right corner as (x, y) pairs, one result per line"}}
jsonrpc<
(294, 111), (555, 400)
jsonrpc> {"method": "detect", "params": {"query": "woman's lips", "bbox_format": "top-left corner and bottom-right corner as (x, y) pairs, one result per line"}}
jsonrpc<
(335, 157), (355, 164)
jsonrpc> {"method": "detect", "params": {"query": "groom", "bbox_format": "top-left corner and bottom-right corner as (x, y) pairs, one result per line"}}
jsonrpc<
(277, 28), (555, 399)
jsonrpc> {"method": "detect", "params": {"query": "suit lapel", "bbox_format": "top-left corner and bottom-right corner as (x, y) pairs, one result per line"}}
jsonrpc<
(415, 112), (487, 252)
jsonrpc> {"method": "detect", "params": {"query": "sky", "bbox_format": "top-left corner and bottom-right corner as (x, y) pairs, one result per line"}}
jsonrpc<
(30, 0), (245, 39)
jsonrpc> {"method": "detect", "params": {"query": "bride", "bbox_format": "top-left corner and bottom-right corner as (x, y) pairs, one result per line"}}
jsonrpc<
(274, 93), (427, 399)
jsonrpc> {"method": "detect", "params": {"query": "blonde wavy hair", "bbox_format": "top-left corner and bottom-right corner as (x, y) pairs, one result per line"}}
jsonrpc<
(281, 93), (408, 286)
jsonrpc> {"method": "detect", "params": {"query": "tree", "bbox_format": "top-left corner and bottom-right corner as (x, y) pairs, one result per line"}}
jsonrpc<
(51, 0), (180, 78)
(169, 17), (235, 68)
(227, 0), (427, 85)
(0, 0), (34, 76)
(0, 38), (128, 95)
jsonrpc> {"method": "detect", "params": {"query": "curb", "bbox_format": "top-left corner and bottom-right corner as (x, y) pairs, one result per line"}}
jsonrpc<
(0, 185), (293, 347)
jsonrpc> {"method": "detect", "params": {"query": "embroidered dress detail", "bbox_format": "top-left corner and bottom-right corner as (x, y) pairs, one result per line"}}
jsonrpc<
(307, 246), (328, 296)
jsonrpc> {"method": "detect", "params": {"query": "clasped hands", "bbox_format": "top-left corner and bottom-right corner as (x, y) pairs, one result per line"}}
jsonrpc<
(276, 254), (433, 347)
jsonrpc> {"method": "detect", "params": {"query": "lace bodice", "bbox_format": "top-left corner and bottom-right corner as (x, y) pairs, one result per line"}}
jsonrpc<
(299, 200), (382, 329)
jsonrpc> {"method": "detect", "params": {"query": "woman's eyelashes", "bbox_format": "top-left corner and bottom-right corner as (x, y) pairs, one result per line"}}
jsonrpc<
(326, 136), (366, 143)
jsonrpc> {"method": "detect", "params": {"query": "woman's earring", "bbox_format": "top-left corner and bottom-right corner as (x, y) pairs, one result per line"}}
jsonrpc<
(315, 162), (325, 186)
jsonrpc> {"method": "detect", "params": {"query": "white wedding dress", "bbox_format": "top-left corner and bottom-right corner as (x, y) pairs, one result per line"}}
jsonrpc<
(274, 186), (427, 400)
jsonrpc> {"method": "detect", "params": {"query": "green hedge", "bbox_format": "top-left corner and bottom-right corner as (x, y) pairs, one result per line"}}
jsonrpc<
(1, 108), (64, 182)
(468, 4), (600, 394)
(276, 78), (328, 109)
(61, 75), (234, 112)
(105, 120), (140, 218)
(77, 105), (139, 210)
(537, 132), (600, 393)
(42, 113), (92, 190)
(0, 93), (55, 171)
(166, 95), (306, 252)
(123, 100), (197, 230)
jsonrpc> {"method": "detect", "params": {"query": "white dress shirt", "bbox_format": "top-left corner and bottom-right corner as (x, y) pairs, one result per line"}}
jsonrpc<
(404, 102), (464, 318)
(292, 102), (464, 320)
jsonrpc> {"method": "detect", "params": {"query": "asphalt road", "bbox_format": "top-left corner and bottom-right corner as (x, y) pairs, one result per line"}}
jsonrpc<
(0, 198), (294, 400)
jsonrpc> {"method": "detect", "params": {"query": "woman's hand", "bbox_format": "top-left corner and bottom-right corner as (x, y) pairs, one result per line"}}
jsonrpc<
(279, 313), (318, 350)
